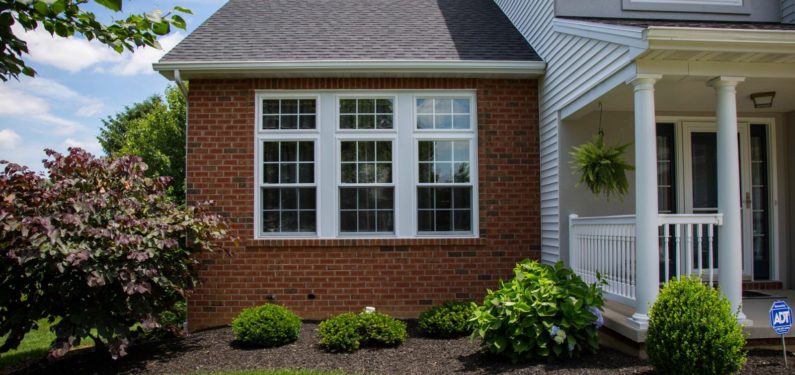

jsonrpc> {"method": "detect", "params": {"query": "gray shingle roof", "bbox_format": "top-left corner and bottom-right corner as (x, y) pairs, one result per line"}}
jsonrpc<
(160, 0), (540, 63)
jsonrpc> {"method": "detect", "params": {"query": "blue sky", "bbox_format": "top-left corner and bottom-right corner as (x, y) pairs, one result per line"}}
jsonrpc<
(0, 0), (225, 171)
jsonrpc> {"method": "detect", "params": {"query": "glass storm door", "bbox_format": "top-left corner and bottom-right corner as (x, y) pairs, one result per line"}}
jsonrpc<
(680, 122), (769, 279)
(750, 125), (771, 280)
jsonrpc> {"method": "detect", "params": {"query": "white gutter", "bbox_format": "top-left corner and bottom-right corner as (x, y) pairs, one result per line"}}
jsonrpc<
(174, 69), (189, 98)
(152, 59), (546, 79)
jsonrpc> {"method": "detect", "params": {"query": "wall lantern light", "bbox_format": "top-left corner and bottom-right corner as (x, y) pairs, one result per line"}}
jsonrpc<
(750, 91), (776, 109)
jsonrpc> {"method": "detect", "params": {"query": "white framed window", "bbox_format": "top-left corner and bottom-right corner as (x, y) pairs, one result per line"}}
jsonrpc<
(417, 140), (473, 233)
(339, 140), (395, 234)
(254, 91), (477, 239)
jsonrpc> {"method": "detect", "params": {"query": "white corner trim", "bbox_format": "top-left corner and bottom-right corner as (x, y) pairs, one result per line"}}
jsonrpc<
(552, 18), (649, 49)
(153, 59), (546, 79)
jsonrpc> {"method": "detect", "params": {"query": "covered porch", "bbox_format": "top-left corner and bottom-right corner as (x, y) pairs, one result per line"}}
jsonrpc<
(558, 27), (795, 344)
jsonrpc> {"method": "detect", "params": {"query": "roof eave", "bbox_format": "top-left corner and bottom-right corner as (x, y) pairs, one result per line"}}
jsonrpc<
(645, 26), (795, 54)
(152, 60), (546, 80)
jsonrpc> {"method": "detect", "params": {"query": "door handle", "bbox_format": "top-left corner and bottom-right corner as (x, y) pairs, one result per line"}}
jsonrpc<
(744, 192), (752, 209)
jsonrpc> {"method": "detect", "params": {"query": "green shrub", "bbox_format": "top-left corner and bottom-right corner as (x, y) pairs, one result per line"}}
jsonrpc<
(418, 301), (474, 338)
(471, 260), (604, 362)
(357, 312), (407, 347)
(646, 276), (746, 375)
(232, 304), (301, 347)
(317, 311), (407, 352)
(317, 313), (361, 352)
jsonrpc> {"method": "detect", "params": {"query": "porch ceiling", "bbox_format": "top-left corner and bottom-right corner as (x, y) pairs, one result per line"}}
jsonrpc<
(569, 76), (795, 119)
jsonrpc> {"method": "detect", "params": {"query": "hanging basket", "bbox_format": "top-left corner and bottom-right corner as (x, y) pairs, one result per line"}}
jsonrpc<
(570, 132), (634, 201)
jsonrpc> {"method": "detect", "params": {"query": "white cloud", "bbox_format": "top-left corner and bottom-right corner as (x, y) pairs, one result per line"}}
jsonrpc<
(61, 137), (102, 154)
(13, 78), (104, 117)
(103, 32), (185, 76)
(0, 129), (22, 150)
(15, 24), (184, 77)
(15, 25), (121, 73)
(0, 82), (86, 135)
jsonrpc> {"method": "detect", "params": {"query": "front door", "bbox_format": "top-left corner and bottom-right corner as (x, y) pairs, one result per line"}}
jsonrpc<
(678, 122), (772, 280)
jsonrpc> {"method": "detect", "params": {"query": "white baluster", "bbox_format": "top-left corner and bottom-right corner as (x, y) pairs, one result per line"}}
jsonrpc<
(708, 223), (715, 286)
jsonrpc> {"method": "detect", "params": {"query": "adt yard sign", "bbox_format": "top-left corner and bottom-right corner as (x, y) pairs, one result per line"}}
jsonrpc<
(770, 300), (793, 335)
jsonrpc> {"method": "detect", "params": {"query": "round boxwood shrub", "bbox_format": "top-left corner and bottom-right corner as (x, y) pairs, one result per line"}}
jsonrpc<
(471, 260), (605, 362)
(317, 312), (362, 352)
(418, 301), (474, 338)
(232, 304), (301, 347)
(646, 276), (746, 375)
(357, 311), (407, 347)
(317, 311), (407, 352)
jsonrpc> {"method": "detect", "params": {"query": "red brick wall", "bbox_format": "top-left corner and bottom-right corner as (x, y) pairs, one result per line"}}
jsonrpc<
(186, 78), (540, 330)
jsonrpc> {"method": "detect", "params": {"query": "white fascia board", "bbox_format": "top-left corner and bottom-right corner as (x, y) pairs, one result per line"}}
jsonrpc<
(152, 59), (547, 80)
(552, 18), (649, 49)
(646, 27), (795, 54)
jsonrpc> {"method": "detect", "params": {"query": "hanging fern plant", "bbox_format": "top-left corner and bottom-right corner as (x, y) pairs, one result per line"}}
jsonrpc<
(570, 103), (634, 201)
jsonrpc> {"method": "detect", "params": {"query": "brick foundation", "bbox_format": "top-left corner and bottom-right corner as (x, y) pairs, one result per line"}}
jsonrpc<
(186, 78), (540, 330)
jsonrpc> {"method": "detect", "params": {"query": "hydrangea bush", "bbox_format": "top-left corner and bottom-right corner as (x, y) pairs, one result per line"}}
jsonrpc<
(471, 260), (604, 362)
(0, 148), (232, 359)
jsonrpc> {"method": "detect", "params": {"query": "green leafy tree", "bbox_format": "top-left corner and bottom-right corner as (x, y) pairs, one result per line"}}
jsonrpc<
(0, 0), (191, 81)
(0, 148), (232, 359)
(97, 96), (160, 156)
(98, 86), (186, 203)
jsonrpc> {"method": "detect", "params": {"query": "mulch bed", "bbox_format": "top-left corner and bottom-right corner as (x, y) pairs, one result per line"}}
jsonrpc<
(12, 322), (795, 375)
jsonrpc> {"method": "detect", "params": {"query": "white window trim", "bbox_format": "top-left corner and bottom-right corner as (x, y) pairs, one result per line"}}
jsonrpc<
(254, 90), (479, 240)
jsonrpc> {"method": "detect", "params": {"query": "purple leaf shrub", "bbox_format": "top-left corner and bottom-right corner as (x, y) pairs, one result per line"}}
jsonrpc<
(0, 148), (232, 359)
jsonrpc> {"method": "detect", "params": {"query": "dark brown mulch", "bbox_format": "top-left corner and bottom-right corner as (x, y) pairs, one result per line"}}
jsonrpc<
(11, 322), (795, 375)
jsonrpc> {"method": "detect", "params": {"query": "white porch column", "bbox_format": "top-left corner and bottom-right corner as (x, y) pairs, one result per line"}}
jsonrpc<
(628, 74), (662, 328)
(708, 76), (747, 323)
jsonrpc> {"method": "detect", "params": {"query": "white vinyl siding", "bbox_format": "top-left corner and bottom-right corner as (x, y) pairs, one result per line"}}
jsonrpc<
(784, 0), (795, 24)
(494, 0), (641, 262)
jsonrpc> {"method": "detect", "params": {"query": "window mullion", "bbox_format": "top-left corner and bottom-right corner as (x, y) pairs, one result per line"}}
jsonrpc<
(318, 93), (336, 237)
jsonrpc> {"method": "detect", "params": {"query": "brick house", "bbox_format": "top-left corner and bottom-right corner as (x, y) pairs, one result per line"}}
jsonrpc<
(154, 0), (545, 330)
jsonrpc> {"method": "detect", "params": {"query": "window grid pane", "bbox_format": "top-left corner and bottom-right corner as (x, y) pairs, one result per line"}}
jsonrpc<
(417, 140), (473, 233)
(263, 141), (315, 184)
(417, 141), (470, 184)
(262, 99), (317, 130)
(415, 98), (471, 130)
(261, 139), (316, 234)
(339, 98), (394, 129)
(339, 139), (394, 233)
(262, 187), (317, 233)
(340, 188), (394, 233)
(340, 141), (393, 184)
(417, 187), (472, 232)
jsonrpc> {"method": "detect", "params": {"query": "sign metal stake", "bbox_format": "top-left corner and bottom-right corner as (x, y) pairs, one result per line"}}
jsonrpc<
(770, 300), (793, 369)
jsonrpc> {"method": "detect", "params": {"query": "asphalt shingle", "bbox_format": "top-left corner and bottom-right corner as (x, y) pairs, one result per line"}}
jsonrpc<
(160, 0), (540, 63)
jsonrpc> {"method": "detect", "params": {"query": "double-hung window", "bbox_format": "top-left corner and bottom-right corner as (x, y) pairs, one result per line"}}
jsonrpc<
(255, 92), (477, 239)
(415, 97), (475, 234)
(257, 97), (318, 236)
(338, 97), (395, 234)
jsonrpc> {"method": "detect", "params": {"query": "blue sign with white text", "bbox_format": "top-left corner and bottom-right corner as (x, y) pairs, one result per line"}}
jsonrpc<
(770, 300), (793, 335)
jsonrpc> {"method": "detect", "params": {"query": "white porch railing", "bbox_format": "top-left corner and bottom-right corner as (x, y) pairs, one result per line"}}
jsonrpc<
(569, 213), (723, 305)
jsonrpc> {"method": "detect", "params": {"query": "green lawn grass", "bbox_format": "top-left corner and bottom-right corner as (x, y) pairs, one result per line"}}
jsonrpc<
(0, 319), (95, 368)
(195, 371), (355, 375)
